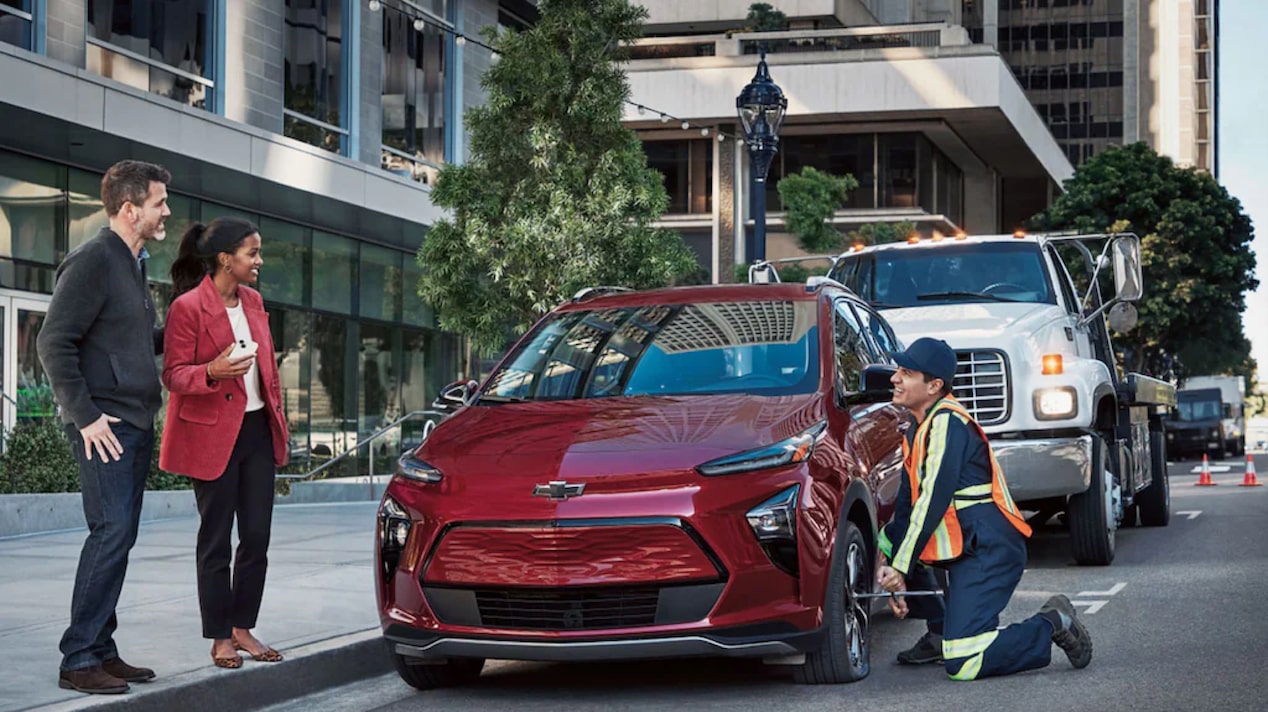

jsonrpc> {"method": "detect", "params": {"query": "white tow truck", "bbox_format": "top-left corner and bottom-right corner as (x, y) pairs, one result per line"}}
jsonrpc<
(754, 232), (1175, 565)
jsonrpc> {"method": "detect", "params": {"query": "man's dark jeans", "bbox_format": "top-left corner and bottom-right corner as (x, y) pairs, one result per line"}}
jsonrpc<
(58, 420), (155, 672)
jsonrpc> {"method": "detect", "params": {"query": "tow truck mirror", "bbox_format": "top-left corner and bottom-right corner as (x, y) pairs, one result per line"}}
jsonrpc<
(1106, 302), (1138, 333)
(1110, 236), (1143, 302)
(843, 364), (897, 406)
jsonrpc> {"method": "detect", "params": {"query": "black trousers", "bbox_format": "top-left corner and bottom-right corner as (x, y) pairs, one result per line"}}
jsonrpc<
(192, 410), (276, 639)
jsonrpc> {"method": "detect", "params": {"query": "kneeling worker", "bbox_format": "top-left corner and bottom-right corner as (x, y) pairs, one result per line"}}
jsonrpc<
(876, 337), (1093, 681)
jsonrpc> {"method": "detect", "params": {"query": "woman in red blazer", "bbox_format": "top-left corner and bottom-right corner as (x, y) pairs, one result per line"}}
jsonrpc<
(160, 216), (290, 670)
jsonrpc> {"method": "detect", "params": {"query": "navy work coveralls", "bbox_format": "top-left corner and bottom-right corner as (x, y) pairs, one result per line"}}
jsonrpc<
(879, 400), (1054, 681)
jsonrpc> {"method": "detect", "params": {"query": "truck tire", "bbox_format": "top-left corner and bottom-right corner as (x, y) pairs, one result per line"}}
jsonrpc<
(794, 521), (871, 684)
(1068, 434), (1116, 566)
(1137, 431), (1171, 527)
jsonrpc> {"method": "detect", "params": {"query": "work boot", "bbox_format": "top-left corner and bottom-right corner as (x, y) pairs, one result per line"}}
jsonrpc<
(102, 657), (156, 682)
(57, 666), (129, 695)
(1040, 594), (1092, 669)
(897, 631), (943, 665)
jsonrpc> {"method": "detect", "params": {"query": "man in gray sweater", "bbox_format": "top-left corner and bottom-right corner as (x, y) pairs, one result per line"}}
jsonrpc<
(37, 160), (170, 695)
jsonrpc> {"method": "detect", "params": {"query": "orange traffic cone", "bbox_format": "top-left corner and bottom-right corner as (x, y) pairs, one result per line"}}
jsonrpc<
(1240, 454), (1262, 487)
(1196, 453), (1218, 486)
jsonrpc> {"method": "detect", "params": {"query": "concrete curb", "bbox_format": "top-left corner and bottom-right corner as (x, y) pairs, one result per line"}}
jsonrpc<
(0, 479), (388, 539)
(32, 629), (392, 712)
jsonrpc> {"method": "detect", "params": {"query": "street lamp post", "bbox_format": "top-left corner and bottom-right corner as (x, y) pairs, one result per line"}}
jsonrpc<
(736, 49), (787, 266)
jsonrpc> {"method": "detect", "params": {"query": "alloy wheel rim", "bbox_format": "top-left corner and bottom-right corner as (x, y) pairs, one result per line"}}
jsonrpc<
(843, 540), (869, 667)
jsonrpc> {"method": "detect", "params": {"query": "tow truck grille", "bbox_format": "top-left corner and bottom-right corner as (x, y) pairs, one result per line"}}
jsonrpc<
(952, 350), (1010, 425)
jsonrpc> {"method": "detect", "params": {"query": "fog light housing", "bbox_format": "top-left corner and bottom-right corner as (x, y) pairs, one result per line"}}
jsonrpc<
(1033, 386), (1077, 420)
(378, 496), (413, 580)
(746, 485), (800, 575)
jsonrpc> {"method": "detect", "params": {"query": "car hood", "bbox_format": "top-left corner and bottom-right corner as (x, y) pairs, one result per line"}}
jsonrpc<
(419, 394), (823, 480)
(881, 302), (1063, 345)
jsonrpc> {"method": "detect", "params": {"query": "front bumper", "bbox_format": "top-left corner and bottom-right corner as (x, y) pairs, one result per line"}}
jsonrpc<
(383, 622), (824, 663)
(992, 434), (1092, 501)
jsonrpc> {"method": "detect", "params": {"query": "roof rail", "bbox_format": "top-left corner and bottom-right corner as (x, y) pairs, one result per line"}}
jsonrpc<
(805, 276), (848, 292)
(571, 286), (633, 302)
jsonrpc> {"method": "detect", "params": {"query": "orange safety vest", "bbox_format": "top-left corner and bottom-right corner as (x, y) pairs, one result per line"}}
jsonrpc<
(902, 397), (1032, 565)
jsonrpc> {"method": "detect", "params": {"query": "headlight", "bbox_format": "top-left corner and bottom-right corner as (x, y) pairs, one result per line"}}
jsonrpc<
(1033, 387), (1078, 420)
(377, 496), (414, 580)
(696, 422), (826, 476)
(397, 451), (443, 483)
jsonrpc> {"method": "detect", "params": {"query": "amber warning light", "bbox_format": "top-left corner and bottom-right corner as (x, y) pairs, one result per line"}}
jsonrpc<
(1042, 354), (1064, 375)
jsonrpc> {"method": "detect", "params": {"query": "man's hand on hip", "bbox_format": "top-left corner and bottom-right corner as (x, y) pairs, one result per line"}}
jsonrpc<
(80, 414), (123, 462)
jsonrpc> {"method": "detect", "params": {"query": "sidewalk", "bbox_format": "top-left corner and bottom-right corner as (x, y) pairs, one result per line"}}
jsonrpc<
(0, 501), (386, 711)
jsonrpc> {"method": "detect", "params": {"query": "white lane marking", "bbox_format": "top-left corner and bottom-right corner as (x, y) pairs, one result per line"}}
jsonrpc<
(1189, 465), (1232, 473)
(1175, 510), (1202, 520)
(1076, 582), (1126, 597)
(1071, 600), (1108, 614)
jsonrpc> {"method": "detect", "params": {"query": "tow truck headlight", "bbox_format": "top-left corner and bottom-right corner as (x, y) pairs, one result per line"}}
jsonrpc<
(1034, 387), (1078, 420)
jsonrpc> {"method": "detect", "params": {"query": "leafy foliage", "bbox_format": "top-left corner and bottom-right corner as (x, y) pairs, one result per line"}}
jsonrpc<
(777, 167), (858, 252)
(745, 3), (789, 32)
(848, 221), (918, 246)
(0, 417), (193, 494)
(1030, 142), (1258, 378)
(417, 0), (698, 355)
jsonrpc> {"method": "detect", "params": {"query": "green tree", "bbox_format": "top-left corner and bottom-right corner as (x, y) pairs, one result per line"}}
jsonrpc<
(777, 167), (858, 252)
(848, 220), (917, 246)
(1031, 142), (1258, 376)
(746, 3), (789, 32)
(418, 0), (697, 355)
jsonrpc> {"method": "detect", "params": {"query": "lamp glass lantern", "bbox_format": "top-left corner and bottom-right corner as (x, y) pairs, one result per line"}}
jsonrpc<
(735, 49), (787, 264)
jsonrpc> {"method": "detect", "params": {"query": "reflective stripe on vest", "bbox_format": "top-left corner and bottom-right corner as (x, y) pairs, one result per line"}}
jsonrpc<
(901, 397), (1032, 566)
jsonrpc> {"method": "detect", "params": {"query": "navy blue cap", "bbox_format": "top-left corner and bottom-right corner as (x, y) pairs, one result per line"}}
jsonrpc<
(891, 337), (957, 387)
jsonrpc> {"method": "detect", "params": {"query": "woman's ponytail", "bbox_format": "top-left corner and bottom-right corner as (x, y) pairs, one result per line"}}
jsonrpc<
(170, 223), (208, 298)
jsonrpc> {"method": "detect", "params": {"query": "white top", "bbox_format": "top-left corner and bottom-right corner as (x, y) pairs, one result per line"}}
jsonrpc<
(226, 302), (265, 412)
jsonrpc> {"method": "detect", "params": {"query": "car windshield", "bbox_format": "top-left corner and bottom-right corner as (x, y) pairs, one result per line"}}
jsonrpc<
(482, 300), (821, 401)
(831, 242), (1056, 308)
(1171, 399), (1222, 422)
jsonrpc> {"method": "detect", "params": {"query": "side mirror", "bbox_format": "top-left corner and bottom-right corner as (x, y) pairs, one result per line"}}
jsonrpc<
(432, 379), (477, 414)
(1106, 302), (1138, 333)
(842, 364), (897, 406)
(1110, 235), (1143, 302)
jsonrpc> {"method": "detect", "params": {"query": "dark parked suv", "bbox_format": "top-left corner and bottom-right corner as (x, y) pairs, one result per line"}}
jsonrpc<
(377, 279), (907, 688)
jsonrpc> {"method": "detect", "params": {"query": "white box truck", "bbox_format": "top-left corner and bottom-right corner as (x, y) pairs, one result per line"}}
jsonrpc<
(1171, 375), (1246, 458)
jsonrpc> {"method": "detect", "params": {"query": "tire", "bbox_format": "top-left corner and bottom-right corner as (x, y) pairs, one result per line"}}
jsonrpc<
(1068, 434), (1116, 566)
(391, 652), (484, 691)
(1137, 431), (1171, 527)
(794, 521), (871, 684)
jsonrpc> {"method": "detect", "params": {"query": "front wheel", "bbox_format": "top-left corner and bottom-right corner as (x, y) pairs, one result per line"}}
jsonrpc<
(794, 521), (871, 684)
(1068, 434), (1116, 566)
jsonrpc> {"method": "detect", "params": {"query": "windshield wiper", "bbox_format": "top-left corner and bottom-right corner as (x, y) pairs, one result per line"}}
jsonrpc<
(476, 394), (529, 404)
(916, 291), (1020, 303)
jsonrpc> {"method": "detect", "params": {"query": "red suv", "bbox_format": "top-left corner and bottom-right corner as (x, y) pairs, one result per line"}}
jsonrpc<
(377, 280), (907, 688)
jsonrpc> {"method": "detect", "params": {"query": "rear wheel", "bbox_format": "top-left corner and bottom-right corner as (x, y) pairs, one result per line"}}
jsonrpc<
(391, 651), (484, 691)
(794, 521), (870, 684)
(1069, 434), (1116, 566)
(1137, 431), (1171, 527)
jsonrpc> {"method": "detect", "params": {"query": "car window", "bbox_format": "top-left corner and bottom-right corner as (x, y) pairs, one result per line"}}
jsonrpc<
(850, 302), (900, 361)
(828, 255), (858, 290)
(484, 300), (821, 401)
(833, 300), (871, 394)
(1045, 244), (1081, 315)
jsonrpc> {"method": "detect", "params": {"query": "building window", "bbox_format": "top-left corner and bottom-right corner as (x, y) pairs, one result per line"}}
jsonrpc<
(644, 140), (712, 215)
(777, 134), (875, 210)
(285, 0), (346, 153)
(85, 0), (215, 110)
(0, 0), (34, 50)
(381, 4), (447, 184)
(879, 134), (918, 209)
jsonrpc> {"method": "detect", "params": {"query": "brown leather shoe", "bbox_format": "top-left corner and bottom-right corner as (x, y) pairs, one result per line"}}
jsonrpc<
(58, 666), (129, 695)
(102, 657), (156, 682)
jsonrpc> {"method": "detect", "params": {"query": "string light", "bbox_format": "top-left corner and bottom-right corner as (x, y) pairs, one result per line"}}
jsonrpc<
(366, 0), (743, 143)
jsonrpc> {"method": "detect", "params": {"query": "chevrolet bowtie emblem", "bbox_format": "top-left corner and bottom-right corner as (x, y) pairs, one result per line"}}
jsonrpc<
(532, 481), (586, 500)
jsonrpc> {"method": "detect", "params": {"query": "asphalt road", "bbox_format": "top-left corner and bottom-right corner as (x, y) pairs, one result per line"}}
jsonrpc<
(264, 452), (1268, 712)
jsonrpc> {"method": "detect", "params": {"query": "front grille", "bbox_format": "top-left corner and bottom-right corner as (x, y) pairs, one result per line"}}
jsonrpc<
(952, 350), (1009, 425)
(474, 586), (660, 631)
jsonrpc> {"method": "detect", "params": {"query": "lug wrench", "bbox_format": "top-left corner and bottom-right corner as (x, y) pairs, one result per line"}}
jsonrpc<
(854, 589), (945, 600)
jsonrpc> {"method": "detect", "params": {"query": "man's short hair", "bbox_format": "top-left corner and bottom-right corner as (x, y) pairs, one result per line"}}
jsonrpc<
(101, 161), (172, 217)
(921, 371), (953, 397)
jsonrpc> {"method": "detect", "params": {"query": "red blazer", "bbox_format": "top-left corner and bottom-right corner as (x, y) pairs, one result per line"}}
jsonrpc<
(160, 275), (290, 480)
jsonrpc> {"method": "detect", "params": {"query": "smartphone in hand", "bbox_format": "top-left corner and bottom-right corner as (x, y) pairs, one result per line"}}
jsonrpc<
(229, 339), (259, 360)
